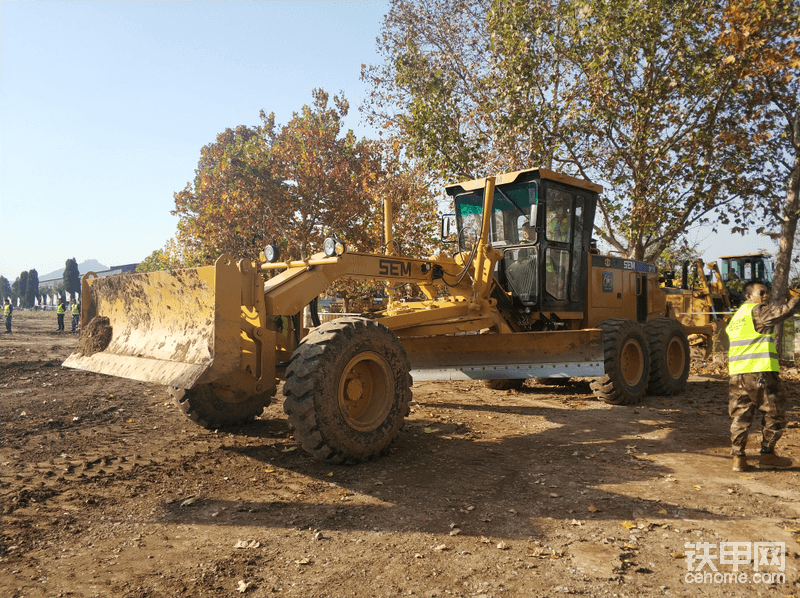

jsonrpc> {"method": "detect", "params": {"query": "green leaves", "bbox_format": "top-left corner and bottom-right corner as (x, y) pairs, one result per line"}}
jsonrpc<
(364, 0), (790, 262)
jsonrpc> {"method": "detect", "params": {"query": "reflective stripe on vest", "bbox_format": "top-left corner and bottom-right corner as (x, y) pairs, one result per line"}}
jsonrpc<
(727, 302), (779, 375)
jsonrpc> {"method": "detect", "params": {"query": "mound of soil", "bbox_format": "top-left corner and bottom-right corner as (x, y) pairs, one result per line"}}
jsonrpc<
(76, 315), (112, 356)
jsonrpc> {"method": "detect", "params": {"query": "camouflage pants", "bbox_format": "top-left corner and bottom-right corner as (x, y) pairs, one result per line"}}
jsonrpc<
(729, 372), (787, 456)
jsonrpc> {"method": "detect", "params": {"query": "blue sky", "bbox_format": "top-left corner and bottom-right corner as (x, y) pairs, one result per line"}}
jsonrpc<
(0, 1), (775, 283)
(0, 1), (388, 280)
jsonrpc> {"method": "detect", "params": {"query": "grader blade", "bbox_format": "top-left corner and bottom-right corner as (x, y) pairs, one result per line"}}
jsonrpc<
(63, 255), (242, 388)
(403, 329), (604, 381)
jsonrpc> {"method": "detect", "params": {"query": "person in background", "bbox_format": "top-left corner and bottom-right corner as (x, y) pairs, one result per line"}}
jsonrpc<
(726, 282), (800, 471)
(57, 298), (66, 331)
(71, 300), (80, 332)
(4, 299), (12, 334)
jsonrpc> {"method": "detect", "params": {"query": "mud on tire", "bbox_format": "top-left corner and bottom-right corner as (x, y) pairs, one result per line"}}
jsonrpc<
(645, 318), (690, 396)
(171, 385), (271, 429)
(590, 318), (650, 405)
(282, 317), (412, 465)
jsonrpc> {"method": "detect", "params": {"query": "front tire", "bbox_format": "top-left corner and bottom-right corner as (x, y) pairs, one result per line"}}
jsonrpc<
(170, 385), (271, 429)
(283, 317), (412, 464)
(645, 318), (689, 396)
(590, 318), (650, 405)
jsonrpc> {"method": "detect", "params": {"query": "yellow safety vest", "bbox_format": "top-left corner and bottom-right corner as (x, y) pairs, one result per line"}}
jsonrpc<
(72, 304), (80, 315)
(548, 216), (569, 242)
(3, 304), (10, 316)
(727, 302), (779, 375)
(57, 303), (66, 315)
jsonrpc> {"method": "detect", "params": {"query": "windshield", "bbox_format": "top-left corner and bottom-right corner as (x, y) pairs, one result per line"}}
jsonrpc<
(455, 182), (538, 250)
(722, 256), (773, 285)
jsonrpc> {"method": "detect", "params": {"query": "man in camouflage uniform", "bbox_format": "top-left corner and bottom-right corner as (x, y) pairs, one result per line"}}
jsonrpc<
(727, 282), (800, 471)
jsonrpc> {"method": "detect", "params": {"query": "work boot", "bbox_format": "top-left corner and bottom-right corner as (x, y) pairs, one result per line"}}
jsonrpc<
(758, 451), (793, 470)
(732, 455), (748, 472)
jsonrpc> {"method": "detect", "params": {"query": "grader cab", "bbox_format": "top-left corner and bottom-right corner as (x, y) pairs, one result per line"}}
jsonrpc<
(64, 168), (700, 464)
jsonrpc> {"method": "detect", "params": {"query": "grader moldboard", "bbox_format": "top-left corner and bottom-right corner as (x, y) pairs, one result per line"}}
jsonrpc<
(64, 168), (706, 464)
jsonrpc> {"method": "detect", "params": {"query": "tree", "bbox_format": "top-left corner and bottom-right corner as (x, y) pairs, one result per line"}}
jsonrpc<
(10, 277), (20, 305)
(361, 0), (496, 181)
(137, 240), (188, 273)
(717, 0), (800, 306)
(26, 269), (39, 308)
(173, 122), (280, 266)
(363, 0), (767, 262)
(18, 271), (29, 308)
(173, 89), (440, 266)
(63, 258), (81, 300)
(716, 0), (800, 354)
(0, 276), (10, 302)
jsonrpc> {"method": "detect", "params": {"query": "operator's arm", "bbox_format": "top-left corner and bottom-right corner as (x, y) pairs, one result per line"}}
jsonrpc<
(753, 295), (800, 332)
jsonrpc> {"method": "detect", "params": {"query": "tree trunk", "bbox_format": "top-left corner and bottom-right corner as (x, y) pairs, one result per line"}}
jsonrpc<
(770, 105), (800, 356)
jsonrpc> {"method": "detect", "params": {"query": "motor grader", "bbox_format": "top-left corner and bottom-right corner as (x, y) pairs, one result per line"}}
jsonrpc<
(64, 167), (702, 464)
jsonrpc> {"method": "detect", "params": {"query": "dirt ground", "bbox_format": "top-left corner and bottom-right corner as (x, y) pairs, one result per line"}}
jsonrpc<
(2, 310), (799, 598)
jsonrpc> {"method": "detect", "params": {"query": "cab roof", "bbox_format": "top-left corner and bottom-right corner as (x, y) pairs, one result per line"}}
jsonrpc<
(718, 253), (770, 259)
(444, 167), (604, 196)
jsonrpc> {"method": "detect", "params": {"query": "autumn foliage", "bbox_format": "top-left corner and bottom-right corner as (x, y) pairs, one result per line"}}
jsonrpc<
(170, 89), (439, 268)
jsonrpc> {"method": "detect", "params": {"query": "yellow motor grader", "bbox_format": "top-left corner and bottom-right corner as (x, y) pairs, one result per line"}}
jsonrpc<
(64, 168), (703, 464)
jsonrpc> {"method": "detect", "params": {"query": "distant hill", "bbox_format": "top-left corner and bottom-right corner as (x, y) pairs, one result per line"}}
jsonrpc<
(39, 259), (109, 282)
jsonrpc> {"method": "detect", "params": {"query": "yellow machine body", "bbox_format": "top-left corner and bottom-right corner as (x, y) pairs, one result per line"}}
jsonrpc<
(62, 167), (698, 462)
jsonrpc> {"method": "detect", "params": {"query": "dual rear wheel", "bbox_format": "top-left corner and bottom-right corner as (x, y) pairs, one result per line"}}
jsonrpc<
(484, 317), (690, 406)
(590, 317), (689, 405)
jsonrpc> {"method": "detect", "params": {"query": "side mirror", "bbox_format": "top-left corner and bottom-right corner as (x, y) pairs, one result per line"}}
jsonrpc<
(530, 203), (538, 228)
(441, 214), (457, 243)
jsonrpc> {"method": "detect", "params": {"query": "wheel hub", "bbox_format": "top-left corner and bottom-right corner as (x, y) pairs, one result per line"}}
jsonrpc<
(620, 339), (644, 386)
(345, 378), (364, 402)
(337, 352), (393, 432)
(666, 337), (686, 379)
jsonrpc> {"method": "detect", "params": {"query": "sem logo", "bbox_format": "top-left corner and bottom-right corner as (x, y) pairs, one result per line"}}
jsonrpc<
(602, 272), (614, 293)
(379, 259), (412, 277)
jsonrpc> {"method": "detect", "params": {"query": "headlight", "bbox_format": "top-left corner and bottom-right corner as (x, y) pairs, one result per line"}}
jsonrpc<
(323, 237), (346, 257)
(264, 244), (280, 263)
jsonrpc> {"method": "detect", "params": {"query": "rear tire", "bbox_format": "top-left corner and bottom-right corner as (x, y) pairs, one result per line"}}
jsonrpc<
(590, 318), (650, 405)
(645, 318), (689, 396)
(484, 379), (525, 391)
(171, 385), (271, 429)
(283, 317), (412, 464)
